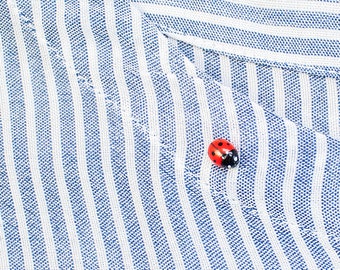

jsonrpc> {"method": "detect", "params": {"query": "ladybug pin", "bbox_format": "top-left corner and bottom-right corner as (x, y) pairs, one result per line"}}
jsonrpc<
(208, 138), (239, 168)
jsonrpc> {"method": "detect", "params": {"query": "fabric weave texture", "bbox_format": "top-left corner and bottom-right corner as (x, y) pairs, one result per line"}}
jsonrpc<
(0, 0), (339, 269)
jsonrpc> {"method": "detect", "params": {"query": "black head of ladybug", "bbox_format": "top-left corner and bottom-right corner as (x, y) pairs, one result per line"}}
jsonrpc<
(221, 149), (239, 168)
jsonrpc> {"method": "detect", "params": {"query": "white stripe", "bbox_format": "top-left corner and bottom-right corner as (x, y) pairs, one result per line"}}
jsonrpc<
(220, 83), (264, 269)
(184, 57), (238, 270)
(326, 77), (340, 140)
(282, 120), (318, 269)
(299, 73), (313, 129)
(131, 5), (185, 269)
(272, 67), (285, 118)
(104, 1), (159, 268)
(0, 35), (34, 269)
(185, 57), (197, 78)
(246, 62), (259, 103)
(134, 3), (340, 40)
(79, 1), (136, 268)
(158, 34), (172, 74)
(252, 101), (291, 269)
(163, 33), (340, 69)
(7, 1), (58, 268)
(227, 0), (340, 14)
(220, 55), (232, 88)
(0, 191), (10, 269)
(56, 1), (107, 267)
(193, 47), (205, 72)
(158, 33), (211, 269)
(31, 1), (84, 268)
(311, 133), (340, 267)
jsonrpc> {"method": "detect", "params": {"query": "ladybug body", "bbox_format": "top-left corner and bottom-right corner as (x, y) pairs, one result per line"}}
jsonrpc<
(208, 138), (239, 168)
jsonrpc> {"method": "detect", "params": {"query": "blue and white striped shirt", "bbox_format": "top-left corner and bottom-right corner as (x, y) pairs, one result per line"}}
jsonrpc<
(0, 0), (339, 269)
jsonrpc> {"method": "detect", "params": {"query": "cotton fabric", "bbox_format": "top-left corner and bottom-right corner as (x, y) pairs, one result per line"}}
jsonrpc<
(0, 0), (339, 269)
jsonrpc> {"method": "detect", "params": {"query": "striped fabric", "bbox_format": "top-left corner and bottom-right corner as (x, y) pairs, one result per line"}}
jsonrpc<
(0, 0), (339, 269)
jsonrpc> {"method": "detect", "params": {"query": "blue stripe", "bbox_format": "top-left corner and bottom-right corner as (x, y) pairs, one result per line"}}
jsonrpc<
(311, 77), (329, 135)
(257, 65), (276, 114)
(113, 19), (153, 267)
(177, 40), (195, 65)
(100, 2), (153, 268)
(230, 58), (248, 101)
(202, 49), (221, 82)
(283, 70), (303, 125)
(41, 4), (81, 269)
(130, 15), (177, 268)
(133, 128), (176, 269)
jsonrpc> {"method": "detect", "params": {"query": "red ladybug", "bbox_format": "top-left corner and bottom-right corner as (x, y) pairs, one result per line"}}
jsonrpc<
(208, 138), (239, 168)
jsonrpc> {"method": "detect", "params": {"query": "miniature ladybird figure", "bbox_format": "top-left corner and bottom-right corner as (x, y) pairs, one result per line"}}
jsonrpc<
(208, 138), (239, 168)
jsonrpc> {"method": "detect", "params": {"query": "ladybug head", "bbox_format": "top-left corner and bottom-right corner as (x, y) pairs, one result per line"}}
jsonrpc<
(221, 149), (239, 168)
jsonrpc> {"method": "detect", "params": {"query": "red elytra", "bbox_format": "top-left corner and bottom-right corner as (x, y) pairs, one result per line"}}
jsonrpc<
(208, 138), (239, 168)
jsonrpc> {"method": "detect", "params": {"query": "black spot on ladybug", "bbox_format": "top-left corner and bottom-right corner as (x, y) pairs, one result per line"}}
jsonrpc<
(227, 143), (230, 145)
(218, 142), (223, 146)
(213, 160), (216, 163)
(211, 152), (215, 156)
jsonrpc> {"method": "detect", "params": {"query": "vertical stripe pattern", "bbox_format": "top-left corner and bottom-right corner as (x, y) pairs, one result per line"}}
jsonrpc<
(223, 58), (265, 268)
(30, 1), (83, 268)
(104, 1), (159, 268)
(220, 83), (264, 268)
(0, 0), (339, 268)
(7, 0), (58, 268)
(0, 34), (34, 269)
(79, 1), (135, 268)
(158, 33), (211, 269)
(282, 120), (318, 269)
(184, 57), (238, 269)
(246, 62), (259, 103)
(252, 101), (291, 269)
(131, 5), (185, 269)
(56, 0), (104, 267)
(311, 133), (340, 267)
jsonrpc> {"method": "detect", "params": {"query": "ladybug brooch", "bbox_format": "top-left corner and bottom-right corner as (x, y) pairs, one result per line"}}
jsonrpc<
(208, 138), (239, 168)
